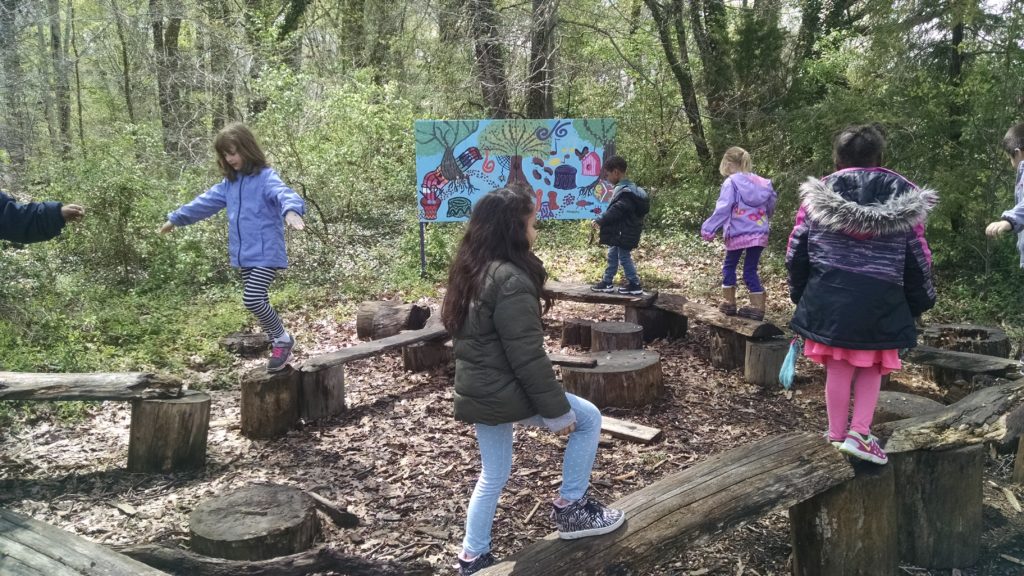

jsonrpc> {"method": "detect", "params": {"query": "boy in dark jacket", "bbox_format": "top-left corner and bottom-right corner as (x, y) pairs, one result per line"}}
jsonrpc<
(591, 156), (650, 295)
(0, 191), (84, 243)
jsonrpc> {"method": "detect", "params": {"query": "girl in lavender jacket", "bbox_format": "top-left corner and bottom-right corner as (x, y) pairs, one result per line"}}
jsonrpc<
(701, 147), (777, 320)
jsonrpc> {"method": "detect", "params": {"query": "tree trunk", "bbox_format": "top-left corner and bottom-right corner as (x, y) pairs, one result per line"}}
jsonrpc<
(298, 365), (346, 421)
(402, 341), (452, 372)
(46, 0), (70, 156)
(560, 350), (663, 408)
(151, 0), (182, 155)
(0, 371), (182, 400)
(468, 0), (510, 118)
(709, 325), (746, 370)
(36, 20), (57, 150)
(744, 337), (788, 387)
(561, 318), (595, 349)
(590, 321), (644, 352)
(355, 301), (431, 340)
(277, 0), (311, 71)
(108, 0), (135, 123)
(873, 391), (944, 425)
(625, 305), (687, 342)
(240, 367), (299, 439)
(688, 0), (730, 149)
(128, 390), (211, 473)
(341, 0), (367, 67)
(68, 0), (84, 152)
(0, 0), (27, 167)
(525, 0), (558, 119)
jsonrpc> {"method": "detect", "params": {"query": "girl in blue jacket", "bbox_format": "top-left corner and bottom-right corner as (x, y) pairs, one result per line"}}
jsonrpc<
(160, 123), (306, 372)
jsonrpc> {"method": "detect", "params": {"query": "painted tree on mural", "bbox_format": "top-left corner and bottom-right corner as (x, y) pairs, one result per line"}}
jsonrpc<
(414, 120), (479, 182)
(478, 119), (550, 187)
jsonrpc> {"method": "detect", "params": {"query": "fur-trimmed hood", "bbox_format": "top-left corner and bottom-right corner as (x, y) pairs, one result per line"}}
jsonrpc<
(799, 170), (938, 237)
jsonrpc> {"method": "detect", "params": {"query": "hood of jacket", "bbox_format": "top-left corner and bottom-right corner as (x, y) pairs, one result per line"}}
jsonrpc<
(731, 173), (774, 207)
(799, 169), (938, 237)
(609, 179), (650, 213)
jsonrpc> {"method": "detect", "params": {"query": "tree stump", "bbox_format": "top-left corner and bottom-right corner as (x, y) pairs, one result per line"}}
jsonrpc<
(298, 365), (345, 422)
(874, 391), (944, 425)
(560, 350), (663, 408)
(402, 340), (452, 372)
(560, 319), (595, 349)
(128, 390), (210, 473)
(590, 321), (644, 352)
(923, 323), (1011, 358)
(891, 444), (983, 568)
(355, 301), (430, 341)
(743, 337), (788, 387)
(189, 484), (320, 561)
(710, 326), (746, 370)
(241, 367), (299, 439)
(219, 332), (270, 356)
(790, 462), (897, 576)
(624, 306), (687, 342)
(1014, 437), (1024, 485)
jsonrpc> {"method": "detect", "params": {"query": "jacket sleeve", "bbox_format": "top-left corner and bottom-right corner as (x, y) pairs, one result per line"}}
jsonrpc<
(700, 179), (735, 239)
(904, 231), (936, 317)
(786, 206), (810, 304)
(168, 181), (227, 227)
(266, 169), (305, 217)
(596, 187), (629, 227)
(0, 192), (66, 243)
(492, 271), (573, 422)
(765, 182), (778, 218)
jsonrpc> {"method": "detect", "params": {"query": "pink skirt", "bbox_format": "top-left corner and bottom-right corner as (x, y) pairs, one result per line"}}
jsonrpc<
(804, 339), (901, 375)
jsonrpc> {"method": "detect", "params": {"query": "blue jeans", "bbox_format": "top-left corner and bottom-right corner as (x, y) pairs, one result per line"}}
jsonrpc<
(722, 246), (764, 293)
(602, 246), (639, 285)
(461, 394), (602, 556)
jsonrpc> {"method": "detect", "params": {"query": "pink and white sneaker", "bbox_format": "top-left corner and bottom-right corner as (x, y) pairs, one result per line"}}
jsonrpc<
(839, 431), (888, 465)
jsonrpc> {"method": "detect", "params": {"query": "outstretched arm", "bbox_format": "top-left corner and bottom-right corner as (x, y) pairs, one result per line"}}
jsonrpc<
(0, 192), (68, 243)
(166, 181), (227, 228)
(700, 179), (735, 240)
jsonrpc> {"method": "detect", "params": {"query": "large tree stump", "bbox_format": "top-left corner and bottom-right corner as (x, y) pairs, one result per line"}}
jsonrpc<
(355, 301), (430, 341)
(560, 318), (595, 349)
(790, 462), (897, 576)
(874, 391), (944, 425)
(891, 444), (983, 568)
(298, 365), (345, 422)
(624, 306), (687, 342)
(923, 323), (1011, 358)
(710, 326), (747, 370)
(402, 340), (452, 372)
(560, 350), (662, 408)
(190, 484), (320, 561)
(128, 390), (211, 473)
(590, 321), (644, 352)
(219, 332), (270, 356)
(241, 367), (299, 439)
(743, 338), (788, 387)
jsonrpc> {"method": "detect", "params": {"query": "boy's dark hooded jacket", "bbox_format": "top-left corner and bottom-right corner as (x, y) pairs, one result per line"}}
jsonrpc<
(597, 179), (649, 250)
(786, 169), (937, 350)
(0, 192), (66, 243)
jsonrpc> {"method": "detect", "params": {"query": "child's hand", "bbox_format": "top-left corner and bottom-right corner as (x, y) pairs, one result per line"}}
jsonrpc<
(985, 220), (1012, 237)
(61, 204), (85, 222)
(590, 220), (599, 230)
(555, 422), (576, 436)
(285, 211), (305, 230)
(701, 232), (715, 241)
(158, 221), (175, 234)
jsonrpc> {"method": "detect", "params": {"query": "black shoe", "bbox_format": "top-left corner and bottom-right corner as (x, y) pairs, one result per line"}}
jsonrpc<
(617, 282), (643, 295)
(266, 336), (295, 372)
(457, 552), (496, 575)
(550, 492), (626, 540)
(591, 281), (615, 293)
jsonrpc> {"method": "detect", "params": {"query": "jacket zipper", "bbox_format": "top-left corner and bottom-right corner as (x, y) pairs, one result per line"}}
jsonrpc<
(236, 175), (244, 266)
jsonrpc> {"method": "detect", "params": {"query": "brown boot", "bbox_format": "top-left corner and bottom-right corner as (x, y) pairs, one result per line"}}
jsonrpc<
(719, 286), (737, 316)
(738, 291), (766, 321)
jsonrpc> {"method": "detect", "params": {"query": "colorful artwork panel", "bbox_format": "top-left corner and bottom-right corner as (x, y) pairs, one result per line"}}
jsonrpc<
(415, 118), (617, 222)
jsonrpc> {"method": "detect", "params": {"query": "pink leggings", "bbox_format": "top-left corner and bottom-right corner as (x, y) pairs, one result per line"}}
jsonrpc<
(825, 358), (882, 441)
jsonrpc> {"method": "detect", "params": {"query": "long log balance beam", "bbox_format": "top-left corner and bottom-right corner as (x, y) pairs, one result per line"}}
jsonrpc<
(478, 431), (854, 576)
(0, 372), (182, 401)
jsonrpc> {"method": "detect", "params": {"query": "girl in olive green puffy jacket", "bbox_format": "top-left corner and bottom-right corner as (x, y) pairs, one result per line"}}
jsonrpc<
(441, 187), (625, 575)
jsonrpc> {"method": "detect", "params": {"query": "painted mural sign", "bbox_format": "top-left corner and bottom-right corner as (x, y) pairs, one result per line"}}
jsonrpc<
(415, 118), (617, 222)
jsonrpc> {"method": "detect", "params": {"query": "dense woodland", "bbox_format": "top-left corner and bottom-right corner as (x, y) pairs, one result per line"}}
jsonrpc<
(2, 0), (1024, 380)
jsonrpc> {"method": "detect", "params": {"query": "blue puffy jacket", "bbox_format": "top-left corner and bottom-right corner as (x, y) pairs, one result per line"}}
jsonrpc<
(168, 167), (305, 268)
(0, 191), (66, 243)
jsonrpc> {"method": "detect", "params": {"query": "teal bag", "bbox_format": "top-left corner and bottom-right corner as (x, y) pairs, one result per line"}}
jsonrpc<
(779, 337), (802, 390)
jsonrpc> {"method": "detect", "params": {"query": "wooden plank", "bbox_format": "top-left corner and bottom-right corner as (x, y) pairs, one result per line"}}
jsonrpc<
(478, 432), (854, 576)
(650, 291), (687, 315)
(548, 354), (598, 368)
(903, 345), (1019, 375)
(0, 509), (169, 575)
(0, 372), (181, 401)
(543, 281), (657, 306)
(299, 319), (449, 372)
(876, 379), (1024, 454)
(680, 302), (783, 339)
(600, 416), (662, 444)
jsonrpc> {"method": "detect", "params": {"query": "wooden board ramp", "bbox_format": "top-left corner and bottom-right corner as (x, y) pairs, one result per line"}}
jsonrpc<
(0, 372), (182, 401)
(543, 281), (657, 306)
(600, 416), (662, 444)
(903, 345), (1020, 385)
(300, 319), (449, 371)
(0, 508), (169, 575)
(477, 432), (854, 576)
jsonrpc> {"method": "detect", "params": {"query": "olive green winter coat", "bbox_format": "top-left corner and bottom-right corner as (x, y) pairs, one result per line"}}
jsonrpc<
(452, 261), (572, 425)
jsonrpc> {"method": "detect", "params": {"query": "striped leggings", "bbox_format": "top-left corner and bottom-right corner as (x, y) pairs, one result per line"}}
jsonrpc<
(241, 267), (287, 342)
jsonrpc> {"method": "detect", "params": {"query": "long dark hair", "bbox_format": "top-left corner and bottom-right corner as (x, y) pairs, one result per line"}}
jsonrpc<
(441, 187), (550, 334)
(213, 123), (268, 181)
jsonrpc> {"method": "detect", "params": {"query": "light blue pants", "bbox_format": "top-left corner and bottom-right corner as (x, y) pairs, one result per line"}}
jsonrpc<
(602, 245), (639, 285)
(461, 393), (602, 556)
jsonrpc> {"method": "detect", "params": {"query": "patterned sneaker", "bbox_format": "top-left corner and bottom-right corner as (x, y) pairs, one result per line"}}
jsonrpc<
(551, 493), (626, 540)
(591, 281), (615, 293)
(267, 336), (295, 373)
(617, 282), (644, 295)
(839, 431), (888, 465)
(457, 552), (496, 575)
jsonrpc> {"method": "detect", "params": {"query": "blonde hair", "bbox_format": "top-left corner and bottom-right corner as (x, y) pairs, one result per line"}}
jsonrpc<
(719, 147), (752, 176)
(213, 123), (268, 181)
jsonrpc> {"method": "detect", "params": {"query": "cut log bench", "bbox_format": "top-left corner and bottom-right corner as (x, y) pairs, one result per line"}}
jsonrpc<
(560, 350), (663, 409)
(590, 321), (644, 352)
(0, 372), (208, 473)
(903, 345), (1020, 401)
(922, 323), (1011, 358)
(355, 300), (430, 341)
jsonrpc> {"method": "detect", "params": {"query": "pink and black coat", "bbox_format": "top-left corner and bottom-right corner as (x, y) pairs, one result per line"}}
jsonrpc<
(786, 168), (937, 350)
(701, 173), (777, 250)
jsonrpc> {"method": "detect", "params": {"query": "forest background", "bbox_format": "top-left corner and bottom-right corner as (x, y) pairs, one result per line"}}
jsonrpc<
(2, 0), (1024, 419)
